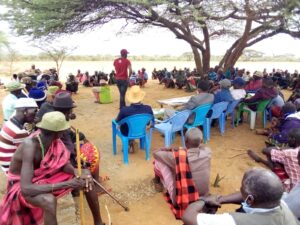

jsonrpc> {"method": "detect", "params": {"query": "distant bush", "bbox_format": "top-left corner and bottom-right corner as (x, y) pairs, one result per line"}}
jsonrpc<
(0, 53), (299, 62)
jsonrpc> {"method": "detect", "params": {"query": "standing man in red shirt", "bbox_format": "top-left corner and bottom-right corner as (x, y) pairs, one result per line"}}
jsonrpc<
(113, 49), (132, 109)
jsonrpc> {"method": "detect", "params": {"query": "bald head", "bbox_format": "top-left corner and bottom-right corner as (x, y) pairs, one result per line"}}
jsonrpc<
(185, 128), (203, 148)
(242, 168), (283, 208)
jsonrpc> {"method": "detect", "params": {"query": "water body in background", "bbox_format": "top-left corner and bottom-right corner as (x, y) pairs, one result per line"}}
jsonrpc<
(0, 61), (299, 83)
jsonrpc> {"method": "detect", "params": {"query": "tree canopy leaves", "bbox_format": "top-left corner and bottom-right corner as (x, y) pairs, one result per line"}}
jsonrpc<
(1, 0), (300, 74)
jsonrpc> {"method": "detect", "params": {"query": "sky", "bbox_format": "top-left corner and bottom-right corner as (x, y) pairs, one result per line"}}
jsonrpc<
(1, 16), (300, 57)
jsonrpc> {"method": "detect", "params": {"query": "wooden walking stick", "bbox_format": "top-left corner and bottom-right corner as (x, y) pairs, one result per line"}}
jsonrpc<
(76, 128), (86, 225)
(93, 179), (129, 212)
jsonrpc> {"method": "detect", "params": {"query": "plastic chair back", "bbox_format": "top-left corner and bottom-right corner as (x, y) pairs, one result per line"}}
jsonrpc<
(189, 103), (212, 126)
(117, 114), (153, 138)
(226, 100), (240, 115)
(210, 102), (229, 120)
(169, 110), (191, 132)
(257, 99), (271, 112)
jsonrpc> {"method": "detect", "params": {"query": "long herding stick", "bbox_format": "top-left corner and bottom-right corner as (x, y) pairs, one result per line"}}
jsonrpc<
(76, 128), (86, 225)
(93, 179), (129, 212)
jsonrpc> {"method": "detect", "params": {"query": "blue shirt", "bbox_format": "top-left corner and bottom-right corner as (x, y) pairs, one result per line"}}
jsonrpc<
(116, 103), (153, 135)
(2, 94), (18, 121)
(214, 89), (234, 103)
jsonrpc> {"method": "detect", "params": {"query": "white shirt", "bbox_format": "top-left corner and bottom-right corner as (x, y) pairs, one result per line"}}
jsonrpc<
(196, 204), (281, 225)
(230, 89), (247, 100)
(2, 94), (18, 121)
(197, 213), (236, 225)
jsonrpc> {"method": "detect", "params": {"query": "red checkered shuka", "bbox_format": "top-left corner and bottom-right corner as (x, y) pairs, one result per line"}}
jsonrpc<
(165, 147), (199, 219)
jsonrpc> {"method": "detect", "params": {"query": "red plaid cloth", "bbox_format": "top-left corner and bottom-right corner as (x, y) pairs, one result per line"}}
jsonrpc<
(0, 136), (73, 225)
(271, 147), (300, 192)
(165, 147), (199, 219)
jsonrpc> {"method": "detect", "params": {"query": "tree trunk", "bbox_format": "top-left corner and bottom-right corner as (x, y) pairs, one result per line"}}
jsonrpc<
(219, 7), (253, 70)
(191, 46), (203, 77)
(202, 24), (210, 76)
(202, 49), (210, 76)
(55, 60), (59, 76)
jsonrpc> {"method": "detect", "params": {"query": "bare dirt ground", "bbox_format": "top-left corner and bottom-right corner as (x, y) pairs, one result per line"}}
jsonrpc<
(0, 80), (291, 225)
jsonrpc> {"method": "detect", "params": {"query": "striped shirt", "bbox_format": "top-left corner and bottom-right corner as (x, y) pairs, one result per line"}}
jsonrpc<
(0, 119), (29, 173)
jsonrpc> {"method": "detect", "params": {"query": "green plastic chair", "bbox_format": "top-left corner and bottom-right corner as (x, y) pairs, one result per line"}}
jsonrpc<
(236, 99), (271, 130)
(99, 86), (112, 104)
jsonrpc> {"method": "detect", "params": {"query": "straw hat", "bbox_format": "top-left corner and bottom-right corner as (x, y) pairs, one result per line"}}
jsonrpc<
(5, 81), (25, 92)
(15, 98), (38, 109)
(126, 85), (145, 104)
(36, 111), (70, 132)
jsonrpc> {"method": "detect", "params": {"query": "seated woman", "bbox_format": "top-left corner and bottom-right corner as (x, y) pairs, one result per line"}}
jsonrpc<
(92, 79), (112, 104)
(66, 73), (79, 94)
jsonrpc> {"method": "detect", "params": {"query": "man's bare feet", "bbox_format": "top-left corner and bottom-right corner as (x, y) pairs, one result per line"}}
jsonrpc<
(255, 129), (268, 135)
(152, 178), (163, 192)
(247, 149), (262, 163)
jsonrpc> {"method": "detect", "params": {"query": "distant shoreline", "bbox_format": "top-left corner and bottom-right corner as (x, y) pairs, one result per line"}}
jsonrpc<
(0, 61), (299, 81)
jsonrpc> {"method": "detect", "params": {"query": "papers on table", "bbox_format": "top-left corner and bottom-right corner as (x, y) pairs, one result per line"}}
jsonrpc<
(157, 96), (192, 107)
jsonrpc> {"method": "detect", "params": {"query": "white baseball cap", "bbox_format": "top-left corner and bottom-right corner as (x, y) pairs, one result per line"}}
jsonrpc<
(15, 98), (38, 109)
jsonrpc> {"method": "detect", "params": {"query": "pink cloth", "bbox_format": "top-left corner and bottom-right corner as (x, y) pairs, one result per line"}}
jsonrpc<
(154, 160), (175, 204)
(245, 79), (262, 91)
(271, 147), (300, 192)
(0, 137), (73, 225)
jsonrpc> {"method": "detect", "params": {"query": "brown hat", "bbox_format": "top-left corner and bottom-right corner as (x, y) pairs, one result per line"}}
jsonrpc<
(53, 92), (76, 109)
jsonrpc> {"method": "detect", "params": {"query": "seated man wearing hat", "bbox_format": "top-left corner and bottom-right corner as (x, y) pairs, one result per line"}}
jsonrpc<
(116, 85), (153, 153)
(2, 81), (26, 122)
(35, 86), (59, 121)
(0, 98), (38, 173)
(214, 79), (234, 103)
(0, 111), (105, 225)
(29, 87), (47, 108)
(35, 92), (104, 210)
(244, 71), (263, 92)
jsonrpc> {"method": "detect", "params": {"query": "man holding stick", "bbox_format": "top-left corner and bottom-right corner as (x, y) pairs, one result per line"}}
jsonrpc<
(0, 112), (104, 225)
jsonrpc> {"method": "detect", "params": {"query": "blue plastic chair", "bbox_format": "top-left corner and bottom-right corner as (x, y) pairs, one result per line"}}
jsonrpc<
(226, 99), (241, 128)
(205, 101), (229, 140)
(153, 110), (191, 147)
(184, 103), (212, 142)
(112, 114), (154, 164)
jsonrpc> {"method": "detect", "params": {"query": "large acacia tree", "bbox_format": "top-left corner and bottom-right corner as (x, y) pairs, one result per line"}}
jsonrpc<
(2, 0), (300, 76)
